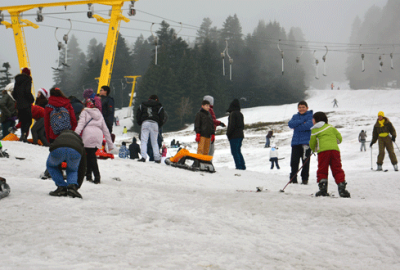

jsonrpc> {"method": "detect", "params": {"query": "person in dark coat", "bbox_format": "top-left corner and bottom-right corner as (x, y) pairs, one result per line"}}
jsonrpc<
(203, 95), (225, 156)
(265, 130), (273, 148)
(129, 137), (141, 160)
(288, 100), (313, 184)
(35, 88), (49, 108)
(46, 130), (87, 198)
(136, 94), (165, 163)
(12, 67), (34, 142)
(0, 83), (17, 139)
(0, 177), (11, 200)
(99, 85), (115, 133)
(194, 100), (215, 155)
(226, 99), (246, 170)
(68, 96), (84, 121)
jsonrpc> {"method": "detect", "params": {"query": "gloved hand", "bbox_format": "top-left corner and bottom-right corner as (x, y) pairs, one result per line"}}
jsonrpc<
(195, 133), (201, 142)
(211, 134), (215, 143)
(370, 142), (374, 148)
(219, 122), (226, 127)
(392, 137), (396, 142)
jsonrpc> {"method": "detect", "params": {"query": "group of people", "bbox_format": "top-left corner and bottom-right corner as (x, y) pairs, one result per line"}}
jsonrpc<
(0, 67), (118, 198)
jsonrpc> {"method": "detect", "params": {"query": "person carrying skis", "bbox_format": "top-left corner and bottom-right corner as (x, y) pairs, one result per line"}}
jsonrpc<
(309, 112), (350, 197)
(370, 111), (398, 171)
(288, 101), (313, 184)
(194, 100), (215, 155)
(269, 145), (280, 169)
(359, 130), (367, 152)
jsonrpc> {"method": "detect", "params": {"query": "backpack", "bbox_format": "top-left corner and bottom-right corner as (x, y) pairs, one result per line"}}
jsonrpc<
(47, 104), (71, 134)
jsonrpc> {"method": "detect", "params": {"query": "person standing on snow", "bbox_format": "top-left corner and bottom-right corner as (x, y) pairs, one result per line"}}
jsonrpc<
(194, 100), (215, 155)
(332, 98), (338, 108)
(136, 94), (165, 163)
(269, 146), (280, 169)
(288, 100), (313, 184)
(265, 130), (273, 148)
(226, 99), (246, 170)
(309, 112), (350, 197)
(370, 111), (398, 171)
(203, 95), (226, 156)
(74, 98), (114, 184)
(12, 67), (34, 142)
(99, 85), (115, 134)
(359, 130), (367, 152)
(0, 83), (17, 139)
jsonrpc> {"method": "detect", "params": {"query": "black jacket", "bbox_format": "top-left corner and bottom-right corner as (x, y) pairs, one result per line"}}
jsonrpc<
(49, 130), (87, 188)
(69, 96), (84, 121)
(12, 74), (34, 109)
(136, 99), (164, 127)
(226, 99), (244, 140)
(0, 93), (16, 123)
(129, 137), (141, 159)
(100, 95), (115, 126)
(194, 108), (215, 138)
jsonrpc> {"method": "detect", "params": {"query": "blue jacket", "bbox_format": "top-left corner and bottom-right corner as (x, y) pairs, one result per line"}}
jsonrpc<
(119, 145), (129, 159)
(288, 110), (313, 146)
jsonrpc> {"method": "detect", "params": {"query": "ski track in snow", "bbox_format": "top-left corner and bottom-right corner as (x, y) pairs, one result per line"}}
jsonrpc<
(1, 90), (400, 269)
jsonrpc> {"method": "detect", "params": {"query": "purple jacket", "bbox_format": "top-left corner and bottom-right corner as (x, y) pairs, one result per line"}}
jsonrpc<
(74, 108), (114, 150)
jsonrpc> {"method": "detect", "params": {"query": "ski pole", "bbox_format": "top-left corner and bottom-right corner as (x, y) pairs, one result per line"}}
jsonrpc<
(279, 154), (313, 193)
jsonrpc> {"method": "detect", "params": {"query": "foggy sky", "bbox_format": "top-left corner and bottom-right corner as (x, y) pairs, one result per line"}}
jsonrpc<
(0, 0), (387, 90)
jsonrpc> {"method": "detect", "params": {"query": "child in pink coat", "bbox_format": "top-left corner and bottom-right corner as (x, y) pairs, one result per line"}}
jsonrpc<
(75, 98), (114, 184)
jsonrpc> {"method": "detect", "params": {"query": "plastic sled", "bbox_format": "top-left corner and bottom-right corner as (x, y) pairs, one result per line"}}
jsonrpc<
(95, 138), (114, 159)
(165, 148), (215, 173)
(1, 133), (19, 141)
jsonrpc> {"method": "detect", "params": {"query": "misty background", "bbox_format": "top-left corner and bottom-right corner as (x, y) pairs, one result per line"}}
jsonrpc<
(1, 0), (395, 130)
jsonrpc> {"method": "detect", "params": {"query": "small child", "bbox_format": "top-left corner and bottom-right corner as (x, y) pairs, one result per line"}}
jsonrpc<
(194, 100), (215, 155)
(309, 112), (350, 197)
(269, 146), (280, 169)
(119, 142), (129, 159)
(123, 126), (128, 138)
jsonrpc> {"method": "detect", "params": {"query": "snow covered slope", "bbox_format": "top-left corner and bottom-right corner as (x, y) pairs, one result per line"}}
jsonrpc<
(1, 89), (400, 269)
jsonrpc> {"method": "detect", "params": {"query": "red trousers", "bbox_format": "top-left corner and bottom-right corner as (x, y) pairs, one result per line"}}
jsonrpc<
(317, 150), (345, 184)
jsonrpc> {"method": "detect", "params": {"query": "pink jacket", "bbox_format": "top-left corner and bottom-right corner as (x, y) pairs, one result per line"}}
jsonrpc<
(74, 108), (114, 150)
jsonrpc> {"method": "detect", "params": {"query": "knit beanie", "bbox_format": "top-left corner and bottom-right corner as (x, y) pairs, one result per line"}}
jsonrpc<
(203, 95), (214, 106)
(378, 111), (385, 117)
(21, 67), (31, 76)
(37, 88), (49, 99)
(83, 88), (94, 99)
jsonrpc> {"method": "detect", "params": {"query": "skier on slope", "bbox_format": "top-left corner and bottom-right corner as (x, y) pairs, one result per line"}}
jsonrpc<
(370, 111), (398, 171)
(309, 112), (350, 197)
(359, 130), (367, 152)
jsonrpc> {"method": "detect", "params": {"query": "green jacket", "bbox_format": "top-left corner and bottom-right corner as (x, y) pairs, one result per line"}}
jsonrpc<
(309, 122), (342, 153)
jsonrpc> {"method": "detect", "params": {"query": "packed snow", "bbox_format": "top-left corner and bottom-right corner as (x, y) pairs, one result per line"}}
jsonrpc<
(1, 90), (400, 269)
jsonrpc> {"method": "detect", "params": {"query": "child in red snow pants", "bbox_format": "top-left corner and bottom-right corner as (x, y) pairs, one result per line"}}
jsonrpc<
(317, 150), (345, 184)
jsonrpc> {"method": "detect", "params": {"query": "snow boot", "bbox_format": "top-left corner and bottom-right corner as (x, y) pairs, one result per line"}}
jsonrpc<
(67, 184), (82, 198)
(93, 177), (101, 184)
(86, 174), (93, 182)
(315, 179), (329, 197)
(338, 182), (350, 198)
(138, 158), (146, 162)
(155, 159), (161, 164)
(394, 164), (398, 171)
(40, 170), (52, 180)
(377, 164), (383, 171)
(49, 186), (68, 197)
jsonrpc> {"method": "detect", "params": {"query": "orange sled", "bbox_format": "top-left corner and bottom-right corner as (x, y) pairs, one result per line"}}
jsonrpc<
(165, 148), (215, 173)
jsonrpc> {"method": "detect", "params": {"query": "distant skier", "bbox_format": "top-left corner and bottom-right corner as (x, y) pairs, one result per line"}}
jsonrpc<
(269, 146), (280, 169)
(310, 112), (350, 197)
(331, 83), (334, 90)
(359, 130), (367, 152)
(332, 99), (338, 108)
(370, 111), (398, 171)
(265, 130), (273, 148)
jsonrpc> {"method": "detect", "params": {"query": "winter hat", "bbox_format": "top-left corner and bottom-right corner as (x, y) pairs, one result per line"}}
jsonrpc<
(21, 67), (31, 76)
(203, 95), (214, 106)
(83, 88), (94, 99)
(378, 111), (385, 117)
(37, 88), (49, 99)
(85, 98), (96, 108)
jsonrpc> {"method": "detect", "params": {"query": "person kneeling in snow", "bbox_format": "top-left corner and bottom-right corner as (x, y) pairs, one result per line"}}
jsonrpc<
(119, 142), (129, 158)
(0, 177), (10, 200)
(309, 112), (350, 198)
(47, 130), (87, 198)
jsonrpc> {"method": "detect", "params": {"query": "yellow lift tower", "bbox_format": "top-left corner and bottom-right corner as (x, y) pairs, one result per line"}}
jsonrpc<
(0, 0), (138, 94)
